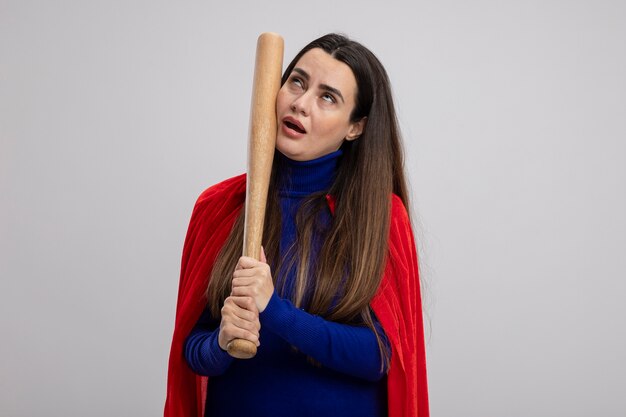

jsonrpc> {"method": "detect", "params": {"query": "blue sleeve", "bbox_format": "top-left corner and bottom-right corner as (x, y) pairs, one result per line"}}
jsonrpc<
(259, 292), (390, 382)
(184, 308), (234, 376)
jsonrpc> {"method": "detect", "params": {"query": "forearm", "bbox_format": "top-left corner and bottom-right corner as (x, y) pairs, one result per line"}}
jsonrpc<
(259, 292), (389, 382)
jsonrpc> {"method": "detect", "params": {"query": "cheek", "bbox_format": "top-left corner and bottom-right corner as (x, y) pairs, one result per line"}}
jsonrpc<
(319, 114), (351, 137)
(276, 88), (289, 112)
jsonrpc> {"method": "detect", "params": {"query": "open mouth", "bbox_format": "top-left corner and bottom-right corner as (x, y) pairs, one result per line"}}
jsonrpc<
(284, 120), (306, 134)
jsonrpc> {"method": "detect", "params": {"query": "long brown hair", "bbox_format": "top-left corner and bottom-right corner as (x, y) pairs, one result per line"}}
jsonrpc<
(207, 34), (410, 365)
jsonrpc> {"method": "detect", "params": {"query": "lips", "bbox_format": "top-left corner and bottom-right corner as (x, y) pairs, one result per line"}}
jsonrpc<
(282, 116), (306, 134)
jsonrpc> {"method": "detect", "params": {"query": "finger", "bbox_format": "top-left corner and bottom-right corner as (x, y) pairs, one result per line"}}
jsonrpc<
(229, 295), (259, 313)
(220, 297), (251, 321)
(237, 256), (260, 269)
(221, 308), (261, 339)
(233, 264), (270, 278)
(260, 246), (267, 263)
(232, 268), (258, 279)
(234, 257), (245, 271)
(223, 296), (258, 317)
(231, 285), (257, 299)
(231, 276), (256, 287)
(224, 312), (260, 334)
(221, 323), (260, 345)
(229, 300), (258, 322)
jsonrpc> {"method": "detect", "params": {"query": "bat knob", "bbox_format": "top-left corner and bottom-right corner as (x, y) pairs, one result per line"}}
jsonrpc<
(227, 338), (258, 359)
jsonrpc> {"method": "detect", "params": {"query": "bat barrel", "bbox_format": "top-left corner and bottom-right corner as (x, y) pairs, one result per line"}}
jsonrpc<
(243, 32), (284, 261)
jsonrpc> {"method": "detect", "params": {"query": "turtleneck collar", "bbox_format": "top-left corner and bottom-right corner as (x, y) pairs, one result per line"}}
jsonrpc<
(277, 149), (343, 197)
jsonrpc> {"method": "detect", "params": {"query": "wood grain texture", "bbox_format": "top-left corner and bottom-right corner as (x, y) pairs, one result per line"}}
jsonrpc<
(227, 32), (284, 360)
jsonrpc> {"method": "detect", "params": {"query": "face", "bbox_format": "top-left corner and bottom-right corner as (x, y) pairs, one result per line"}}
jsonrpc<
(275, 48), (366, 161)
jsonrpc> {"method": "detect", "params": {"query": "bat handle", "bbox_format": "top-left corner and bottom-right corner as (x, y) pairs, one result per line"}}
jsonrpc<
(226, 338), (257, 359)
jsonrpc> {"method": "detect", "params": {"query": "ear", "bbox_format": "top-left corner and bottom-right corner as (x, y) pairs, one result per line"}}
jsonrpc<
(345, 117), (367, 141)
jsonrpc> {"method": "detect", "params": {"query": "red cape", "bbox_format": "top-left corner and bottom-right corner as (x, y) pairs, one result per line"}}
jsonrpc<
(164, 174), (429, 417)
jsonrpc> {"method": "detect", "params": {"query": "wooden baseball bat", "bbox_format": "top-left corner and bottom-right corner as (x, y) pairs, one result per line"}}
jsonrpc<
(226, 32), (284, 359)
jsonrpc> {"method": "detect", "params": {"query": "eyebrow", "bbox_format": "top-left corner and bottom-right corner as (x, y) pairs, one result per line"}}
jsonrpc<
(293, 67), (345, 103)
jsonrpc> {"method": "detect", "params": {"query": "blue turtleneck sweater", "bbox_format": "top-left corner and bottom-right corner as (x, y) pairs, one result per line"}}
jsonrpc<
(184, 150), (389, 417)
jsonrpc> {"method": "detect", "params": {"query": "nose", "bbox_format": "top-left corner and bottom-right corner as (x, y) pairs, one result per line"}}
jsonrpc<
(290, 92), (311, 116)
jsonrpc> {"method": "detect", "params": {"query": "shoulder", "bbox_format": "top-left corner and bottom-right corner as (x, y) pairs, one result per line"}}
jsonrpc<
(185, 174), (247, 230)
(390, 193), (410, 227)
(194, 173), (247, 209)
(326, 194), (410, 221)
(387, 193), (416, 262)
(181, 174), (246, 261)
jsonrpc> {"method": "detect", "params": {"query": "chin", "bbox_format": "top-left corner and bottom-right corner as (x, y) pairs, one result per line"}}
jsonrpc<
(276, 138), (302, 161)
(278, 150), (306, 161)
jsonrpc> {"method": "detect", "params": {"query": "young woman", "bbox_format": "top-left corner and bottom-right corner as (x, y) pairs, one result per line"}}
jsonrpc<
(165, 33), (429, 417)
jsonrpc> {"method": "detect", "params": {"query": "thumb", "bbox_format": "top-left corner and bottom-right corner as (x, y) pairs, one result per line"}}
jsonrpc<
(260, 246), (267, 264)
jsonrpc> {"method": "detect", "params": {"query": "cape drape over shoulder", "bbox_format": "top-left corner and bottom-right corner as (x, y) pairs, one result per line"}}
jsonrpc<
(164, 174), (429, 417)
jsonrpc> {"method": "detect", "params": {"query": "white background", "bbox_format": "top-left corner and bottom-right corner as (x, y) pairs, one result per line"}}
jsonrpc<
(1, 1), (625, 416)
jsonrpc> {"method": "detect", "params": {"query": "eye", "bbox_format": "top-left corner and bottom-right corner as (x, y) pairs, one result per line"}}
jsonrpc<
(290, 76), (304, 89)
(321, 93), (336, 103)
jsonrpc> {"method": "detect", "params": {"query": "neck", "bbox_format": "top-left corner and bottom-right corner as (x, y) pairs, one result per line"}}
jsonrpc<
(277, 150), (343, 196)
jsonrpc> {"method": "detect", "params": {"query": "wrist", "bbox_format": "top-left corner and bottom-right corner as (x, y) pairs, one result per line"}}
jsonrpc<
(258, 290), (275, 313)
